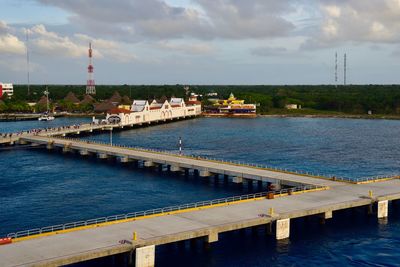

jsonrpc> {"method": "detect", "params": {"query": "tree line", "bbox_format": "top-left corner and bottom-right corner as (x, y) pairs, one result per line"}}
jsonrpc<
(2, 84), (400, 115)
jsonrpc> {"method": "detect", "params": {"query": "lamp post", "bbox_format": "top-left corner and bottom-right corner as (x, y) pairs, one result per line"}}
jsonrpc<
(179, 136), (182, 155)
(110, 128), (113, 146)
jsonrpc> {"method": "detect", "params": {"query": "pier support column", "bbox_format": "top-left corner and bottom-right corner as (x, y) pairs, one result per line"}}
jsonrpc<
(276, 219), (290, 240)
(97, 153), (108, 159)
(19, 140), (28, 145)
(205, 231), (219, 243)
(135, 245), (155, 267)
(232, 176), (243, 184)
(144, 161), (155, 167)
(170, 165), (182, 172)
(199, 170), (211, 177)
(62, 146), (71, 153)
(378, 200), (388, 218)
(119, 156), (129, 163)
(46, 143), (53, 150)
(80, 149), (89, 156)
(320, 211), (333, 220)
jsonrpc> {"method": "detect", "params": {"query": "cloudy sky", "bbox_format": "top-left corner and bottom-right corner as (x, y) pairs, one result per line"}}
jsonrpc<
(1, 0), (400, 85)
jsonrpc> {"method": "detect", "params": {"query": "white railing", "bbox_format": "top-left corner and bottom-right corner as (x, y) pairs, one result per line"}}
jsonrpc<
(48, 137), (399, 184)
(7, 185), (322, 239)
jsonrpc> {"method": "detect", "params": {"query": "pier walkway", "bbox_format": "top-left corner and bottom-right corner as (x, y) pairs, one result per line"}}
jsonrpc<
(1, 178), (400, 267)
(20, 135), (343, 187)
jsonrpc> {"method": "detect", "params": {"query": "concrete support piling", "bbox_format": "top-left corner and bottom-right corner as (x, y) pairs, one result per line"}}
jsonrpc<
(170, 165), (182, 172)
(80, 149), (89, 156)
(205, 231), (218, 243)
(119, 156), (129, 163)
(144, 161), (155, 167)
(232, 176), (243, 184)
(135, 245), (155, 267)
(377, 200), (388, 218)
(97, 153), (108, 159)
(276, 219), (290, 240)
(199, 170), (211, 177)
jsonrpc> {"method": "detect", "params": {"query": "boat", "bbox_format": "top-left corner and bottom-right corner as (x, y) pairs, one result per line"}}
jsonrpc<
(38, 112), (55, 121)
(38, 87), (55, 121)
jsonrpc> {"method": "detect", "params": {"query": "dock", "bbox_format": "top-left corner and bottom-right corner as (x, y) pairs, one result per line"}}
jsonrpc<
(1, 177), (399, 267)
(1, 120), (400, 267)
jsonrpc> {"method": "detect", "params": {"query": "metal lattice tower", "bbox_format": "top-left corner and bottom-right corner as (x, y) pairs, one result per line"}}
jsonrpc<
(335, 52), (338, 87)
(344, 53), (347, 86)
(86, 42), (96, 95)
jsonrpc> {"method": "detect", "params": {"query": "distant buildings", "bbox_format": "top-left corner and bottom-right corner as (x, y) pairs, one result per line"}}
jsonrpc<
(0, 83), (13, 98)
(203, 93), (256, 117)
(106, 96), (201, 124)
(285, 104), (301, 110)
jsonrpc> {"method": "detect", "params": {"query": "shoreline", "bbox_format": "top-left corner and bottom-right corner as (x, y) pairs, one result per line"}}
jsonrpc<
(257, 113), (400, 120)
(2, 112), (400, 122)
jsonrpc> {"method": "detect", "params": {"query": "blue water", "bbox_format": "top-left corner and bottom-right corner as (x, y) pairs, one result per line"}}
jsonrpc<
(0, 117), (92, 133)
(84, 117), (400, 179)
(1, 117), (400, 266)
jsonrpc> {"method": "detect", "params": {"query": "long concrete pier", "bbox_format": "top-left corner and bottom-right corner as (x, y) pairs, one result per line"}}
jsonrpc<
(0, 112), (200, 146)
(20, 135), (343, 188)
(1, 177), (399, 267)
(2, 121), (400, 266)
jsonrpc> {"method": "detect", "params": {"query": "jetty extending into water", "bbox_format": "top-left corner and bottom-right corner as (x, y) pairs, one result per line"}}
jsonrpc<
(1, 118), (400, 267)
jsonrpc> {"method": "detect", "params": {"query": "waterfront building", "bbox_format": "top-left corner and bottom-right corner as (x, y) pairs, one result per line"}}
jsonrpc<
(285, 104), (301, 110)
(0, 83), (13, 98)
(204, 93), (256, 117)
(106, 97), (201, 125)
(80, 94), (96, 105)
(64, 92), (80, 105)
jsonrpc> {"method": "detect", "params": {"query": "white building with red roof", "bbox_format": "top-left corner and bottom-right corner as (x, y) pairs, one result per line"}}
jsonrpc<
(105, 97), (201, 125)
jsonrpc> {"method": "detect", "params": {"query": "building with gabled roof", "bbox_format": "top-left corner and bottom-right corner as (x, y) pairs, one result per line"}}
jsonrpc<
(64, 92), (80, 104)
(106, 97), (201, 125)
(94, 100), (115, 113)
(109, 91), (122, 105)
(80, 94), (96, 105)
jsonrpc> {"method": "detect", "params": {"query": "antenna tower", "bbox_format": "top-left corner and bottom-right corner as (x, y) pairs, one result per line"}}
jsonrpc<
(86, 42), (96, 95)
(344, 53), (347, 86)
(26, 31), (30, 96)
(335, 52), (338, 87)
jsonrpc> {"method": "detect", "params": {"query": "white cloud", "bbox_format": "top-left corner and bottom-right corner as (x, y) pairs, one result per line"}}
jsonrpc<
(250, 46), (288, 57)
(303, 0), (400, 48)
(0, 21), (26, 55)
(24, 25), (136, 62)
(156, 41), (214, 55)
(0, 34), (26, 55)
(37, 0), (297, 40)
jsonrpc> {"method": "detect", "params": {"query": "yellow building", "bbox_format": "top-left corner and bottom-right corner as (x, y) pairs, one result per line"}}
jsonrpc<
(214, 93), (245, 106)
(205, 93), (256, 117)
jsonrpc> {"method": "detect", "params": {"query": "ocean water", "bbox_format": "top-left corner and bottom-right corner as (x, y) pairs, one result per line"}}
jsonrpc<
(1, 117), (400, 266)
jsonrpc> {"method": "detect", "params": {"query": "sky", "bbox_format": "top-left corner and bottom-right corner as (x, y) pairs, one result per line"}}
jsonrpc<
(0, 0), (400, 85)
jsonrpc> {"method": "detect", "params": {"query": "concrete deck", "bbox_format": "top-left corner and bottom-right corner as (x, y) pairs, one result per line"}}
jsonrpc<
(21, 135), (343, 187)
(1, 179), (400, 267)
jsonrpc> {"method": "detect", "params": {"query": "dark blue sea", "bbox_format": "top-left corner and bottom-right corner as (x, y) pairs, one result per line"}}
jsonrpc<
(1, 117), (400, 266)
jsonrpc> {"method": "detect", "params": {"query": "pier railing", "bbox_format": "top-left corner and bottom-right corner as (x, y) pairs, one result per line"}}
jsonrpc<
(7, 185), (323, 239)
(47, 136), (398, 185)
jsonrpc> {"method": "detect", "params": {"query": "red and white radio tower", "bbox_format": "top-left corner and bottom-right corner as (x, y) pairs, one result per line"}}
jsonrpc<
(86, 42), (96, 95)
